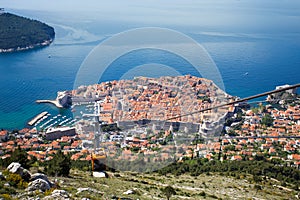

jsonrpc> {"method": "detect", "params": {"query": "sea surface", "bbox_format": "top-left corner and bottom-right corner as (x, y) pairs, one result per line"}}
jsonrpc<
(0, 9), (299, 130)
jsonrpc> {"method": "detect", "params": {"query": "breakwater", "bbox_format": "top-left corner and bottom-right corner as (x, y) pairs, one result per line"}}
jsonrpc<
(36, 99), (63, 108)
(27, 111), (48, 126)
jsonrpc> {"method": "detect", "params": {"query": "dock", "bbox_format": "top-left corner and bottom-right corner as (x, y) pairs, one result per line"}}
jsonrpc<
(36, 99), (63, 108)
(28, 111), (48, 126)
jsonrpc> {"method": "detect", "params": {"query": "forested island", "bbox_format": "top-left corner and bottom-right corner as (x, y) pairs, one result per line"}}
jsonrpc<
(0, 12), (55, 52)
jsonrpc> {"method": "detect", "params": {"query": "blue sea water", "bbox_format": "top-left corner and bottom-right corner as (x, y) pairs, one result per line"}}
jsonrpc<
(0, 9), (300, 130)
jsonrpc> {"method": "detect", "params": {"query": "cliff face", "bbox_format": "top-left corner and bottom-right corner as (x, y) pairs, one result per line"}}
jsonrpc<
(0, 12), (55, 52)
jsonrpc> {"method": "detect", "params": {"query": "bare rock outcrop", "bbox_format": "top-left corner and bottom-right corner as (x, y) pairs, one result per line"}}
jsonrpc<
(26, 178), (51, 192)
(7, 162), (31, 181)
(30, 173), (53, 187)
(43, 189), (71, 200)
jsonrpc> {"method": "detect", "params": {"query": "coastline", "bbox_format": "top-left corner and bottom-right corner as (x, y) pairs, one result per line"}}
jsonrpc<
(0, 39), (53, 53)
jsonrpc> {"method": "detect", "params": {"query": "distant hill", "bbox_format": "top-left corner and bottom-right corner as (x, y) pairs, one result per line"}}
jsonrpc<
(0, 12), (55, 52)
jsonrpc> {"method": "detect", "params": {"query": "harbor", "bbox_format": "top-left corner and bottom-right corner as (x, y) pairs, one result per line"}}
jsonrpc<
(27, 107), (78, 131)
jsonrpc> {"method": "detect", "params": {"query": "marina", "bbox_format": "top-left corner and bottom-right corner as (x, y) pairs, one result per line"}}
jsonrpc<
(33, 112), (77, 130)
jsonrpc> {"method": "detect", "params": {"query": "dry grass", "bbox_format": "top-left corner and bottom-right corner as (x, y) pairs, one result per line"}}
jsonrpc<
(48, 169), (298, 200)
(2, 169), (296, 199)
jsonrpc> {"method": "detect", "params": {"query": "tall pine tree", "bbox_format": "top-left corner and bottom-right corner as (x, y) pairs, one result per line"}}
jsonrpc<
(45, 150), (71, 177)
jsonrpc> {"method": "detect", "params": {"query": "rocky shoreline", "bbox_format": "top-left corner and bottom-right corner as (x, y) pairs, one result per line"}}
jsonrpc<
(0, 39), (53, 53)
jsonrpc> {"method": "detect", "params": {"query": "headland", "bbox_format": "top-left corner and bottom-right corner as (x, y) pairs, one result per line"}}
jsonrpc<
(0, 11), (55, 53)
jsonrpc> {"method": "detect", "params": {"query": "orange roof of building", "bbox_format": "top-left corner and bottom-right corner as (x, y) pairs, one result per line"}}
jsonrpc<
(0, 130), (8, 136)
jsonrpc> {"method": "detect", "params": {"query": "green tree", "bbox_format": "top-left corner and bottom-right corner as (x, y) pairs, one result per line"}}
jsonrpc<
(228, 129), (238, 137)
(45, 150), (71, 177)
(161, 186), (176, 200)
(258, 103), (266, 113)
(251, 107), (259, 114)
(9, 146), (31, 169)
(261, 114), (274, 127)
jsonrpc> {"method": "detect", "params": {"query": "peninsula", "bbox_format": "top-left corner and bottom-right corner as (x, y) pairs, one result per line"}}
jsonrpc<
(1, 76), (300, 199)
(0, 11), (55, 53)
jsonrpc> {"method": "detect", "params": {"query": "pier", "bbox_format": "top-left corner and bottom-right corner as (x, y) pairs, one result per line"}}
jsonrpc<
(36, 91), (72, 108)
(36, 99), (63, 108)
(28, 111), (48, 126)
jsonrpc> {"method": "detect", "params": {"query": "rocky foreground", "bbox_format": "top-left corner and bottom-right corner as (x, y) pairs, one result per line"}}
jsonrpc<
(1, 162), (298, 200)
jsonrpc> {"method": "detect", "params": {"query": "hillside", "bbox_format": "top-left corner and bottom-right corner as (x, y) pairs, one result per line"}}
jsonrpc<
(1, 169), (298, 200)
(0, 12), (55, 52)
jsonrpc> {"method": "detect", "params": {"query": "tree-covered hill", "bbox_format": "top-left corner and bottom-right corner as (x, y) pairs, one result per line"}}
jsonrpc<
(0, 12), (55, 52)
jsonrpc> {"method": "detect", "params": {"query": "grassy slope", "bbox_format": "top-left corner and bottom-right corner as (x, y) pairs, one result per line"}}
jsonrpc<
(47, 170), (297, 200)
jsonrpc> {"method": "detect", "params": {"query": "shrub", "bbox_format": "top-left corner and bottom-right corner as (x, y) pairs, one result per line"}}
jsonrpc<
(44, 188), (55, 196)
(17, 180), (28, 189)
(254, 184), (262, 190)
(0, 187), (16, 195)
(0, 194), (13, 200)
(5, 173), (24, 188)
(199, 191), (206, 196)
(161, 186), (176, 200)
(208, 194), (218, 199)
